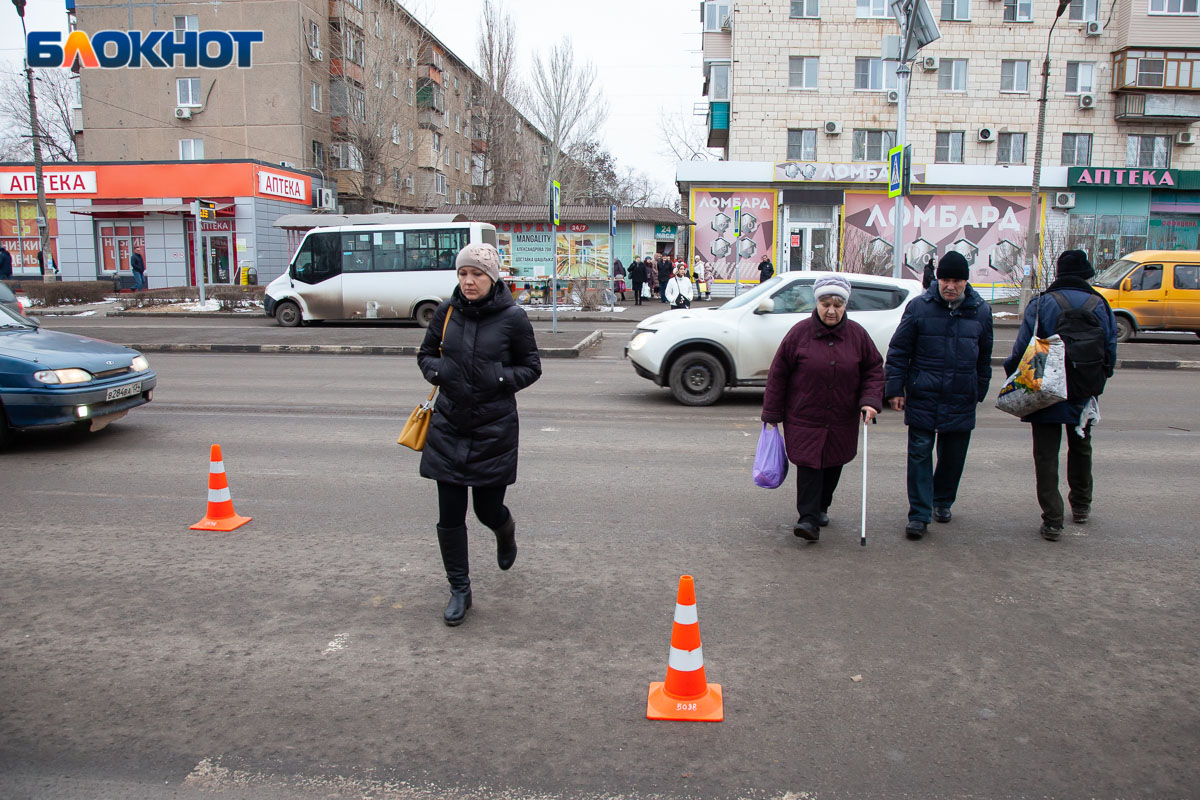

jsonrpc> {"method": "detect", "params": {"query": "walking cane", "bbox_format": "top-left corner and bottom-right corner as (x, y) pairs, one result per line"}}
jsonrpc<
(860, 411), (875, 547)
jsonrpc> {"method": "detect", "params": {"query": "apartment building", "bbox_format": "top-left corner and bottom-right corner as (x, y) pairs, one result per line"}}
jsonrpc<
(73, 0), (549, 214)
(686, 0), (1200, 287)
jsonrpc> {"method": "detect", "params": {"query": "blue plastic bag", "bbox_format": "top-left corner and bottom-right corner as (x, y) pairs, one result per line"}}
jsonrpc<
(753, 423), (789, 489)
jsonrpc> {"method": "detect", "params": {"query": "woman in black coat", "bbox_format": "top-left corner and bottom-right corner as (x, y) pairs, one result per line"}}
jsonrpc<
(417, 243), (542, 625)
(628, 257), (647, 306)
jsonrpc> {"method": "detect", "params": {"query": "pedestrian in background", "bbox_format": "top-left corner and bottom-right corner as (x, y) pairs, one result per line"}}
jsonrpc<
(417, 243), (542, 626)
(664, 263), (694, 309)
(1003, 250), (1117, 541)
(613, 258), (627, 302)
(694, 261), (709, 301)
(758, 253), (775, 283)
(0, 245), (12, 281)
(656, 255), (672, 304)
(629, 257), (647, 306)
(645, 256), (658, 299)
(884, 251), (994, 540)
(131, 248), (146, 291)
(762, 274), (884, 542)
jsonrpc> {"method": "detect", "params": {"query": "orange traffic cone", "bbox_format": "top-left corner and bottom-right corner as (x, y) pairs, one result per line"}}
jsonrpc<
(190, 444), (252, 531)
(646, 575), (723, 722)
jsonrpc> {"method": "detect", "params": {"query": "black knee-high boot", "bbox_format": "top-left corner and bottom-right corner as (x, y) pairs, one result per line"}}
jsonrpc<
(491, 511), (517, 571)
(436, 524), (471, 626)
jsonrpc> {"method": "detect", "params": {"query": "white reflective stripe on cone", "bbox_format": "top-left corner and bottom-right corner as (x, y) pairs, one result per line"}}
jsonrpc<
(208, 486), (231, 503)
(210, 461), (225, 474)
(674, 603), (698, 625)
(668, 645), (704, 672)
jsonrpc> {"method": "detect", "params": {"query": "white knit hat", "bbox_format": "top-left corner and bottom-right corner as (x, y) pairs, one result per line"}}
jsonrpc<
(813, 274), (851, 302)
(455, 243), (501, 282)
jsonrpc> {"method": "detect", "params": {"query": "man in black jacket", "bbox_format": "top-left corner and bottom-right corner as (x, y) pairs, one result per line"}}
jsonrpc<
(0, 245), (12, 280)
(131, 248), (146, 291)
(656, 255), (672, 303)
(758, 254), (774, 283)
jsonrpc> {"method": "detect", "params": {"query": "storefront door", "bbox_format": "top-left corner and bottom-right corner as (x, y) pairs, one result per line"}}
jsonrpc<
(787, 225), (832, 271)
(201, 232), (232, 284)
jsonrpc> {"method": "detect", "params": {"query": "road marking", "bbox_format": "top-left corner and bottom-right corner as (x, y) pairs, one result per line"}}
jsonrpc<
(323, 633), (349, 654)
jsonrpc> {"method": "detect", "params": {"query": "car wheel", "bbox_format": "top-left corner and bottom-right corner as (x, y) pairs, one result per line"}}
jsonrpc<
(1115, 316), (1134, 343)
(668, 351), (726, 406)
(275, 300), (302, 327)
(414, 302), (437, 328)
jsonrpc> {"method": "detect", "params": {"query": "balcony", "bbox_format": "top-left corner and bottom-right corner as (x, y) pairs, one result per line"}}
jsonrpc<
(706, 101), (729, 148)
(417, 108), (444, 130)
(1114, 92), (1200, 123)
(328, 0), (364, 29)
(471, 135), (487, 154)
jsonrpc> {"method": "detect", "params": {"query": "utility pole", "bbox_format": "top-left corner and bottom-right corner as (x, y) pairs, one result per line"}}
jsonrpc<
(13, 0), (54, 283)
(1019, 0), (1073, 316)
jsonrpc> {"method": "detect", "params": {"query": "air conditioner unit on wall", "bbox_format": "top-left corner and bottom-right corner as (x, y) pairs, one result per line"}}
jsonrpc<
(824, 121), (842, 135)
(922, 56), (939, 70)
(977, 126), (996, 142)
(886, 89), (900, 104)
(1085, 21), (1103, 36)
(1054, 191), (1076, 209)
(1078, 93), (1096, 109)
(1176, 131), (1196, 145)
(279, 161), (296, 168)
(174, 107), (192, 120)
(317, 188), (336, 210)
(311, 48), (323, 62)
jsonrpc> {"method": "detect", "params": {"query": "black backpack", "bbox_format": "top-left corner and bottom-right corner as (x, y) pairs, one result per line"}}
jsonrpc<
(1049, 292), (1108, 401)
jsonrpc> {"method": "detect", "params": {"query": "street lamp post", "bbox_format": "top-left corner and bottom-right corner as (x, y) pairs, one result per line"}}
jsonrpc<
(12, 0), (54, 284)
(1020, 0), (1073, 315)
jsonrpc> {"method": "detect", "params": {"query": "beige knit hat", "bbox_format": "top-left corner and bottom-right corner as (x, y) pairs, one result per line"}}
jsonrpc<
(455, 242), (501, 282)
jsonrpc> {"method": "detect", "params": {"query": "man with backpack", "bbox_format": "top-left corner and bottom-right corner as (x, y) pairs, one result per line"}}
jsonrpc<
(1003, 250), (1118, 542)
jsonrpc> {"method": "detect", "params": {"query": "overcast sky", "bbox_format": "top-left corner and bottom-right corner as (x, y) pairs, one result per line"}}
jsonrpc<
(0, 0), (706, 198)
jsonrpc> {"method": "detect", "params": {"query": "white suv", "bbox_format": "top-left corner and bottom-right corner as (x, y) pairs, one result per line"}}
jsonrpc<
(625, 271), (924, 405)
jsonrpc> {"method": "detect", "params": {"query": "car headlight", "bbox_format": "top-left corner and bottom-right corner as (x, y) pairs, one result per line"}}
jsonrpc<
(33, 368), (93, 385)
(131, 355), (150, 372)
(628, 330), (655, 352)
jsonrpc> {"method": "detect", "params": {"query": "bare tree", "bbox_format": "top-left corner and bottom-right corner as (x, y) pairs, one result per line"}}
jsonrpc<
(526, 38), (607, 187)
(0, 67), (77, 162)
(657, 107), (718, 163)
(473, 0), (528, 204)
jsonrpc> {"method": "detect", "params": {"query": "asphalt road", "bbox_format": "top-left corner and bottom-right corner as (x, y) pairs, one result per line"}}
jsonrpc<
(2, 355), (1198, 799)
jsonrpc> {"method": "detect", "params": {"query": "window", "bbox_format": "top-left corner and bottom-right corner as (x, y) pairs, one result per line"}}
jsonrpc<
(856, 0), (889, 17)
(768, 281), (816, 314)
(341, 232), (374, 273)
(997, 132), (1026, 164)
(1068, 0), (1099, 21)
(1126, 134), (1171, 167)
(391, 71), (399, 98)
(307, 20), (321, 50)
(852, 129), (895, 161)
(173, 15), (198, 36)
(938, 59), (968, 91)
(344, 30), (365, 66)
(710, 63), (730, 100)
(455, 114), (461, 133)
(788, 57), (819, 89)
(855, 58), (897, 91)
(1000, 60), (1030, 92)
(1003, 0), (1033, 21)
(787, 129), (817, 160)
(936, 131), (965, 163)
(435, 174), (448, 195)
(1061, 133), (1092, 166)
(392, 124), (400, 145)
(1127, 264), (1163, 290)
(703, 1), (731, 30)
(1065, 62), (1095, 93)
(292, 232), (340, 284)
(455, 151), (461, 170)
(331, 142), (363, 171)
(1174, 265), (1199, 289)
(393, 169), (401, 190)
(790, 0), (819, 17)
(310, 81), (322, 111)
(408, 130), (415, 151)
(1137, 58), (1166, 87)
(408, 78), (415, 105)
(941, 0), (970, 21)
(405, 174), (414, 194)
(445, 148), (451, 166)
(432, 132), (442, 154)
(179, 138), (204, 160)
(847, 284), (907, 311)
(312, 140), (326, 169)
(176, 77), (201, 107)
(1149, 0), (1199, 14)
(97, 223), (145, 273)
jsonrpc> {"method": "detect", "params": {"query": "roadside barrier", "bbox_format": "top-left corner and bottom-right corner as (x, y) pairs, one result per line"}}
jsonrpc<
(646, 575), (723, 722)
(190, 443), (252, 532)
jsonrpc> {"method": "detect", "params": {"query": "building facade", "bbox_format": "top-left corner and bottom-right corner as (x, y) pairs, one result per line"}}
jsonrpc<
(693, 0), (1199, 285)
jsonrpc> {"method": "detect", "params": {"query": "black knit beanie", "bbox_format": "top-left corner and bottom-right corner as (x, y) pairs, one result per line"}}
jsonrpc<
(936, 251), (970, 281)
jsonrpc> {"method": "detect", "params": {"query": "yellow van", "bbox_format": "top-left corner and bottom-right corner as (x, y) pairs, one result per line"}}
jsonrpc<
(1092, 250), (1200, 342)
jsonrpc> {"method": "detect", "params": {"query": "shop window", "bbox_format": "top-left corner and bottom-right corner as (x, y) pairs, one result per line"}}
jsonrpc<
(787, 128), (817, 160)
(98, 223), (145, 273)
(1000, 60), (1029, 93)
(179, 138), (204, 160)
(1003, 0), (1032, 22)
(938, 60), (968, 91)
(852, 129), (895, 161)
(788, 57), (818, 90)
(1061, 133), (1092, 166)
(177, 77), (202, 107)
(997, 132), (1026, 164)
(791, 0), (819, 18)
(936, 131), (965, 163)
(854, 57), (897, 91)
(1126, 134), (1171, 168)
(1068, 0), (1099, 21)
(1065, 62), (1095, 94)
(941, 0), (969, 21)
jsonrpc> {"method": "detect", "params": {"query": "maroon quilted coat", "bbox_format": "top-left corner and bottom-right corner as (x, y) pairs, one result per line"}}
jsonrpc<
(761, 313), (885, 470)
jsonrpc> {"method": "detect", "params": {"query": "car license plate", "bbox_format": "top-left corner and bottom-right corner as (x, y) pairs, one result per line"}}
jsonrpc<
(105, 382), (141, 402)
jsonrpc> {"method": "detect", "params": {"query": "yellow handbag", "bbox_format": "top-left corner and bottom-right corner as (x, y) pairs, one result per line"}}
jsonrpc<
(397, 306), (452, 451)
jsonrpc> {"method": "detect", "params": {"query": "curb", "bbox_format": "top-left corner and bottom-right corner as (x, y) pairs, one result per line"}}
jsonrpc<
(127, 331), (604, 359)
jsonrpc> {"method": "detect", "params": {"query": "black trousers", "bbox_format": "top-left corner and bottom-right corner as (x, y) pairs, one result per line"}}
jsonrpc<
(436, 481), (508, 529)
(1031, 422), (1092, 526)
(632, 280), (644, 305)
(794, 465), (843, 527)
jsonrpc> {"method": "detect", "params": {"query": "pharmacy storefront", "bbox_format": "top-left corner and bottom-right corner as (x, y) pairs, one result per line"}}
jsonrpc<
(0, 161), (317, 287)
(1064, 168), (1200, 263)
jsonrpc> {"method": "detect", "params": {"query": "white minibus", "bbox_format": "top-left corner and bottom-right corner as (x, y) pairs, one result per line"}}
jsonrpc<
(265, 219), (498, 327)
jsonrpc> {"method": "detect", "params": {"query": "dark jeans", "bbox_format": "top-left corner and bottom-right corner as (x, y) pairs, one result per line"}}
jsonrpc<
(632, 281), (644, 305)
(1031, 422), (1093, 526)
(436, 481), (508, 529)
(906, 427), (972, 523)
(795, 465), (843, 527)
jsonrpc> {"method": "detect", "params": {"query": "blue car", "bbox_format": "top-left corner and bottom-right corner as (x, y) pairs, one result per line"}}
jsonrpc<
(0, 303), (157, 446)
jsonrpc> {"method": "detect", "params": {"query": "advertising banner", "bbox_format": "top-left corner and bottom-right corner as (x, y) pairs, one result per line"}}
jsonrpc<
(493, 222), (611, 280)
(0, 199), (59, 270)
(690, 187), (776, 282)
(842, 192), (1032, 285)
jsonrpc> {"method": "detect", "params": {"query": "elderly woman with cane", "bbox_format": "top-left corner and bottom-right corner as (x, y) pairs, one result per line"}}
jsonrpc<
(761, 274), (885, 542)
